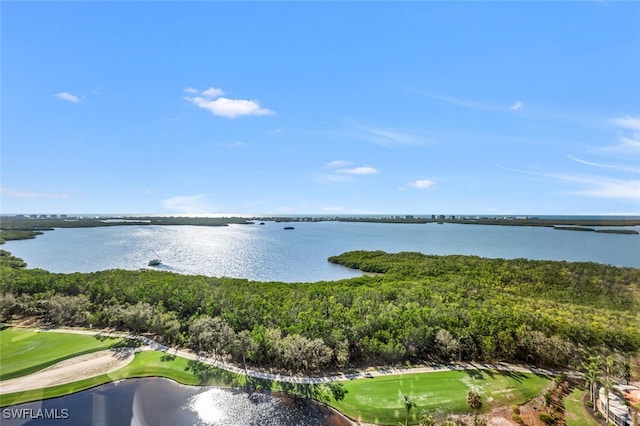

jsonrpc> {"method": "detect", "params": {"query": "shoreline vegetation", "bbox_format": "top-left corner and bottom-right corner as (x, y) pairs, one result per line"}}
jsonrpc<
(1, 214), (639, 244)
(1, 249), (638, 373)
(552, 225), (639, 235)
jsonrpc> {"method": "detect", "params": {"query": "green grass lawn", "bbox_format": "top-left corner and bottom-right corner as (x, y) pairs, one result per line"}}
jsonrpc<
(564, 387), (599, 426)
(328, 369), (550, 425)
(0, 328), (127, 380)
(0, 350), (247, 407)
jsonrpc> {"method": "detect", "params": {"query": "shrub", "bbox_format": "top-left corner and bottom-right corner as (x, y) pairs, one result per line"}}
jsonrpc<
(538, 412), (555, 425)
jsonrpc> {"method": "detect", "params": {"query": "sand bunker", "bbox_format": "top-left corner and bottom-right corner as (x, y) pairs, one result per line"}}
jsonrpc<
(0, 348), (135, 395)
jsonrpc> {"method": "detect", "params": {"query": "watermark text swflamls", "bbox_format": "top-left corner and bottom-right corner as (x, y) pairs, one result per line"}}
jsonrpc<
(2, 408), (69, 420)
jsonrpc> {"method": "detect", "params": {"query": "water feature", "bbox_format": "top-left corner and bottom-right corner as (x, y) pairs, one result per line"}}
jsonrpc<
(0, 378), (351, 426)
(3, 220), (639, 283)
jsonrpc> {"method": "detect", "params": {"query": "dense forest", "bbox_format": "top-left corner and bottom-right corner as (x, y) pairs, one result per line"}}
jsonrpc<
(1, 249), (638, 373)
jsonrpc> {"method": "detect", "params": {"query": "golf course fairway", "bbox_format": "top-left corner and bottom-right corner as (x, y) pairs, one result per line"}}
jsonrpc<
(329, 369), (550, 425)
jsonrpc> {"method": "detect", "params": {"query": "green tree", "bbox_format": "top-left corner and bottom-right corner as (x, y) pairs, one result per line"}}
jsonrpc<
(232, 330), (255, 373)
(581, 356), (601, 405)
(46, 294), (91, 326)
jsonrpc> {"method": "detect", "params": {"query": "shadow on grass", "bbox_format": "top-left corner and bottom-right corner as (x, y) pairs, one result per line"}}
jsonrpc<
(465, 369), (486, 380)
(92, 334), (142, 349)
(185, 360), (244, 387)
(160, 354), (176, 362)
(278, 382), (348, 404)
(500, 370), (529, 383)
(246, 376), (275, 393)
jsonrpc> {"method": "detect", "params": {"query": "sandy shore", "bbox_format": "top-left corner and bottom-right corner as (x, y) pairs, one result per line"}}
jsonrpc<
(0, 348), (135, 395)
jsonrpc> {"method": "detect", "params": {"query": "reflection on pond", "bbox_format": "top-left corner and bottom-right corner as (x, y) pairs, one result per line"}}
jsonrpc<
(3, 378), (352, 426)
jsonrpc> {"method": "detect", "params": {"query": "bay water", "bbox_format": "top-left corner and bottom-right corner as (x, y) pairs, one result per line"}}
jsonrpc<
(3, 221), (639, 283)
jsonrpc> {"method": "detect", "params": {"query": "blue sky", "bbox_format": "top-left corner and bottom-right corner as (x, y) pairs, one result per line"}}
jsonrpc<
(2, 1), (639, 215)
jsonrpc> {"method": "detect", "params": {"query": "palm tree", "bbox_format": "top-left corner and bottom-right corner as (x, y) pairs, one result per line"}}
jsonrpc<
(403, 395), (417, 426)
(581, 356), (600, 405)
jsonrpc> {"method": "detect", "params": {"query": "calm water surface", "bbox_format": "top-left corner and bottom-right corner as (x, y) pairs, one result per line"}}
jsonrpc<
(1, 377), (350, 426)
(4, 221), (639, 282)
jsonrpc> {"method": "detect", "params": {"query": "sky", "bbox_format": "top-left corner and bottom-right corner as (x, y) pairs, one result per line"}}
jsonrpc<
(2, 1), (640, 216)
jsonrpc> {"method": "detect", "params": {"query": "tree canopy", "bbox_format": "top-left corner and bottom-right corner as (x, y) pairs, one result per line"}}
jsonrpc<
(1, 249), (638, 373)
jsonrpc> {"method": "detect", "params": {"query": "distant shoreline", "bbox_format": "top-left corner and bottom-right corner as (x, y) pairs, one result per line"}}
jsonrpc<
(553, 226), (639, 235)
(1, 215), (638, 244)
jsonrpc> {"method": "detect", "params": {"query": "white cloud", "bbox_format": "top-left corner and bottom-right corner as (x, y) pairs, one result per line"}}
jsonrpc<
(184, 87), (274, 118)
(407, 179), (436, 189)
(1, 187), (70, 199)
(550, 174), (640, 201)
(568, 155), (640, 173)
(162, 194), (212, 213)
(601, 135), (640, 154)
(618, 136), (640, 152)
(599, 116), (640, 153)
(54, 92), (81, 103)
(611, 115), (640, 131)
(336, 166), (379, 175)
(317, 161), (379, 183)
(421, 92), (499, 111)
(183, 87), (198, 94)
(344, 120), (422, 147)
(201, 87), (225, 98)
(413, 90), (527, 114)
(185, 96), (274, 119)
(356, 125), (420, 147)
(577, 179), (640, 201)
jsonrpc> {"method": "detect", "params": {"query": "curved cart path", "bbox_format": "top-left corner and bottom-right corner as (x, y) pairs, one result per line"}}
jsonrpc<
(2, 327), (566, 395)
